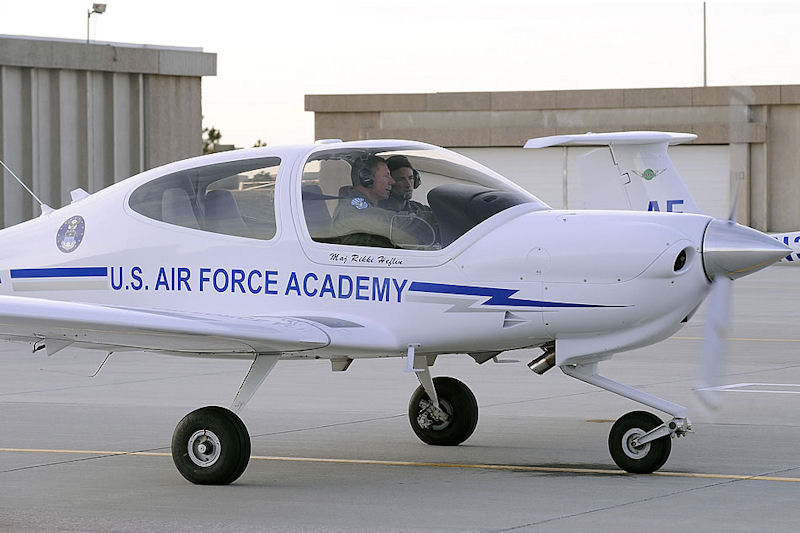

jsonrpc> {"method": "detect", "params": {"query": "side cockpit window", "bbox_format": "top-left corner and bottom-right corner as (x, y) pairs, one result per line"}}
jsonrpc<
(300, 147), (547, 250)
(129, 157), (280, 240)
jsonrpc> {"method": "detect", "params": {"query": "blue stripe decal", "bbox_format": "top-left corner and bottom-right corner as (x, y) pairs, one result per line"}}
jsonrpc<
(408, 281), (621, 308)
(11, 267), (108, 279)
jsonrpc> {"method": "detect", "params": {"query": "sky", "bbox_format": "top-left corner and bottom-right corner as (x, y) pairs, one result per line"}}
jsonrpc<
(3, 0), (800, 147)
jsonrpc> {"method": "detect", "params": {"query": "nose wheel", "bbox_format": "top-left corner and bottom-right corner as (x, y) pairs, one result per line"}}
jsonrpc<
(608, 411), (672, 474)
(171, 406), (251, 485)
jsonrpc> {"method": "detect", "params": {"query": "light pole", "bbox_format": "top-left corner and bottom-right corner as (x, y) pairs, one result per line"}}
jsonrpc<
(703, 1), (707, 87)
(87, 3), (107, 43)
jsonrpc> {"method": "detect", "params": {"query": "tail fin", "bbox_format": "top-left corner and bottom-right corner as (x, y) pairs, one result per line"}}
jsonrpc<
(524, 131), (700, 214)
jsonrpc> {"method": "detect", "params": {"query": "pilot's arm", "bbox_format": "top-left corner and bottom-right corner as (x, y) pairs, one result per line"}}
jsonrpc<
(332, 198), (433, 249)
(331, 199), (398, 248)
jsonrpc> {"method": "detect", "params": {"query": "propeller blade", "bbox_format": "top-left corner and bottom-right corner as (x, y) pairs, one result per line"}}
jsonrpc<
(728, 174), (743, 222)
(696, 275), (732, 411)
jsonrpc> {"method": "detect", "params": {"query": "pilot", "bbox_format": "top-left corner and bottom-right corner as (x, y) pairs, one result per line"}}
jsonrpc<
(331, 155), (435, 248)
(380, 155), (439, 240)
(330, 155), (399, 247)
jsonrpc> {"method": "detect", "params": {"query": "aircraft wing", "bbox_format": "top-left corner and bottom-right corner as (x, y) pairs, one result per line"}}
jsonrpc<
(524, 131), (701, 214)
(0, 294), (330, 356)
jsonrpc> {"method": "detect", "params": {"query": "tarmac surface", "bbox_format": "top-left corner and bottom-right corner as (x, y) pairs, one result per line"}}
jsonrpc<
(1, 266), (799, 532)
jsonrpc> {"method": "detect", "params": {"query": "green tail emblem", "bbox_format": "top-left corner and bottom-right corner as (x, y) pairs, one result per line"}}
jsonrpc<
(633, 168), (666, 181)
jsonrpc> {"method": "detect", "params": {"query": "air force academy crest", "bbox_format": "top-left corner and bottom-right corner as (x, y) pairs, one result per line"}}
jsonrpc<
(56, 216), (85, 253)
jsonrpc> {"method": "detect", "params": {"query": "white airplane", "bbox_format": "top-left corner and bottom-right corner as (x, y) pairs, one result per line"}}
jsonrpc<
(0, 138), (789, 484)
(523, 131), (800, 264)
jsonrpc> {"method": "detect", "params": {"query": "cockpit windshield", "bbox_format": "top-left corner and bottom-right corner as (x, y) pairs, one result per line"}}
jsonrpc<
(301, 144), (549, 249)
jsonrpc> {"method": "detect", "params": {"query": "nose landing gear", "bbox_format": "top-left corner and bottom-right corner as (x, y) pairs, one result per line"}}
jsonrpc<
(560, 362), (692, 474)
(608, 411), (673, 474)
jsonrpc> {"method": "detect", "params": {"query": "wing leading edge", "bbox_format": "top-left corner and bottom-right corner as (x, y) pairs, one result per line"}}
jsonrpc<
(0, 294), (330, 357)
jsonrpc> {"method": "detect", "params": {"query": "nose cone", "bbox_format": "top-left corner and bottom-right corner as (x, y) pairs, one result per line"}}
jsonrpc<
(702, 219), (790, 280)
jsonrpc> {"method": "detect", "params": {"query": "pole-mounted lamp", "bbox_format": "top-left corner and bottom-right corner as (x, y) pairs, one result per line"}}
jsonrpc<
(87, 3), (107, 43)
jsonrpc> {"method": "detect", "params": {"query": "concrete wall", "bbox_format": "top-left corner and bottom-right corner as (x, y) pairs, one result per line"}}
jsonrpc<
(307, 85), (800, 232)
(766, 104), (800, 230)
(0, 35), (215, 227)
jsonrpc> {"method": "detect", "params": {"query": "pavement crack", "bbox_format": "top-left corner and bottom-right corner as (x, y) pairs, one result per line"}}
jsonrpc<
(250, 413), (405, 438)
(0, 446), (171, 475)
(492, 464), (800, 532)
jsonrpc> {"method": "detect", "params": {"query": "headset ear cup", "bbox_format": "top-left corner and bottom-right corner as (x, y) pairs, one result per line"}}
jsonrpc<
(413, 169), (421, 189)
(359, 167), (374, 188)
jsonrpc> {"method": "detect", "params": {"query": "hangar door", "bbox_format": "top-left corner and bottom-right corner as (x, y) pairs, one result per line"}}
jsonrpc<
(454, 145), (731, 219)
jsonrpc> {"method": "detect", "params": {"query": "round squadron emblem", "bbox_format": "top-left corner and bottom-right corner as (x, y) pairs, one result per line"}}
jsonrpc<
(351, 197), (369, 210)
(56, 215), (85, 253)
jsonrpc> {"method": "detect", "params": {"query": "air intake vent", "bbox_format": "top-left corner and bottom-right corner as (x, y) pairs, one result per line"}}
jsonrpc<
(503, 311), (527, 328)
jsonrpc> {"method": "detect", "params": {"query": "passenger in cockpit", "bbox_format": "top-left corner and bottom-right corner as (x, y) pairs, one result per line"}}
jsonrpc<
(330, 155), (436, 249)
(381, 155), (439, 242)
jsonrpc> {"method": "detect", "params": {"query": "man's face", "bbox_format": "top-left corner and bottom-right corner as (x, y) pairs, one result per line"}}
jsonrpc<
(390, 166), (415, 201)
(370, 162), (394, 201)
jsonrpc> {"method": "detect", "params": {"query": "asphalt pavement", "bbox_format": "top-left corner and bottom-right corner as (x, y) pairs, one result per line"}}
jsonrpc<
(2, 266), (799, 532)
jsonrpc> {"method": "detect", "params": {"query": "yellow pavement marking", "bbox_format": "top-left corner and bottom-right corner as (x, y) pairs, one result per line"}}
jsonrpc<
(2, 447), (799, 483)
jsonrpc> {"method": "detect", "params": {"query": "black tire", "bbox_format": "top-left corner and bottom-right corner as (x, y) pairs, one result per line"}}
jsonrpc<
(171, 406), (251, 485)
(408, 376), (478, 446)
(608, 410), (671, 474)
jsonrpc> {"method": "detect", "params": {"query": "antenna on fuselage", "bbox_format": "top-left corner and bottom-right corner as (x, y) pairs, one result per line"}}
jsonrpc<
(0, 159), (54, 215)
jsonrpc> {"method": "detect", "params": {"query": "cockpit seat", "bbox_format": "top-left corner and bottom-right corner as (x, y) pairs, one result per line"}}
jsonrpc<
(161, 188), (200, 229)
(302, 184), (334, 238)
(204, 189), (248, 236)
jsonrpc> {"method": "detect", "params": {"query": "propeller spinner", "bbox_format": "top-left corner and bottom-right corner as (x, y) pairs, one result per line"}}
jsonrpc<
(697, 219), (789, 409)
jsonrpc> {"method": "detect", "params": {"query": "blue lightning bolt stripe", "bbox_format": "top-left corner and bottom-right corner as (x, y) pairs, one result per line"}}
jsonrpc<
(408, 281), (623, 308)
(11, 267), (108, 279)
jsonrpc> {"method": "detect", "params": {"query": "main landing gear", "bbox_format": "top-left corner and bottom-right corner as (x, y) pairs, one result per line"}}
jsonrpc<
(406, 346), (479, 447)
(172, 406), (251, 485)
(409, 376), (478, 446)
(171, 354), (279, 485)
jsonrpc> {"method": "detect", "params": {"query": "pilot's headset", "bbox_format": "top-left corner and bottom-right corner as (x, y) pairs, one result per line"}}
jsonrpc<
(386, 155), (421, 189)
(350, 155), (385, 188)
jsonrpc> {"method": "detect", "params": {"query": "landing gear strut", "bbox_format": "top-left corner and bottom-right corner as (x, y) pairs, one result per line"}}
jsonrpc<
(171, 354), (279, 484)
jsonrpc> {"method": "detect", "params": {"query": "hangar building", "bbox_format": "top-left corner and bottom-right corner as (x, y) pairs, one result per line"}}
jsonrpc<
(0, 35), (215, 227)
(306, 86), (800, 232)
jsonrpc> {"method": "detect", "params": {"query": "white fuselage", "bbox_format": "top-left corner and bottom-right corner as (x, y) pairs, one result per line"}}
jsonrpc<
(771, 230), (800, 264)
(0, 153), (714, 366)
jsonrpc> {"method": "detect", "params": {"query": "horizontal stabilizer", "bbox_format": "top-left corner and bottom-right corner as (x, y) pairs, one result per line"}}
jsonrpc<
(524, 131), (701, 214)
(523, 131), (696, 149)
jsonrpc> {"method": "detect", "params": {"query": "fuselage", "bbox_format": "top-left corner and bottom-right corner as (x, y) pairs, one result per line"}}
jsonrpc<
(0, 141), (724, 364)
(771, 230), (800, 263)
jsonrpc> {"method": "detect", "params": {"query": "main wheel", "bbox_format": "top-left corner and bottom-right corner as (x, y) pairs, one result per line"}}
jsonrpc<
(409, 376), (478, 446)
(608, 410), (671, 474)
(171, 406), (251, 485)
